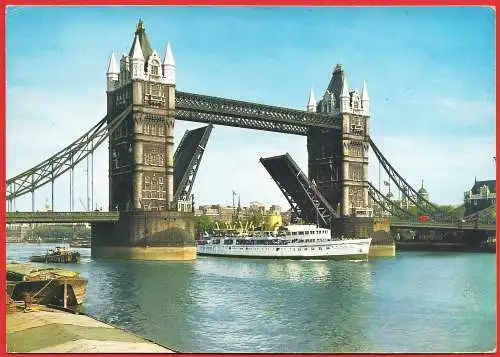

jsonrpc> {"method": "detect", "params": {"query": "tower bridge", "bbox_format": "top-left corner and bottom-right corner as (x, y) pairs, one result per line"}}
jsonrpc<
(6, 20), (493, 258)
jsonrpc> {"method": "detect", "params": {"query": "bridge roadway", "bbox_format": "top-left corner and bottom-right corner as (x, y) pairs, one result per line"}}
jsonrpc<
(389, 218), (496, 232)
(6, 212), (496, 232)
(6, 211), (120, 224)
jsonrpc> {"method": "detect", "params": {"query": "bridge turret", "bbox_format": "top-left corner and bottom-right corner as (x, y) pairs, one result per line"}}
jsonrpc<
(130, 34), (145, 79)
(106, 51), (119, 92)
(361, 80), (370, 116)
(306, 87), (316, 112)
(119, 54), (130, 86)
(340, 71), (350, 114)
(162, 42), (176, 85)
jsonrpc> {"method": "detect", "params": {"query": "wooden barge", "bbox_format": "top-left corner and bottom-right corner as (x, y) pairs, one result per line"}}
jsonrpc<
(7, 263), (87, 308)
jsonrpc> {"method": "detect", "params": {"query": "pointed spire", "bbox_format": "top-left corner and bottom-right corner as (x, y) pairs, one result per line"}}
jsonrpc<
(421, 179), (424, 189)
(107, 51), (119, 74)
(163, 42), (175, 66)
(361, 80), (370, 101)
(131, 34), (144, 60)
(341, 72), (349, 98)
(307, 87), (316, 112)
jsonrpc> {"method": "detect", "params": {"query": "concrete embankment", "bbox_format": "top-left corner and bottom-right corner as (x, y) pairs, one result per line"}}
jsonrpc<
(396, 241), (496, 253)
(369, 243), (396, 257)
(7, 303), (175, 353)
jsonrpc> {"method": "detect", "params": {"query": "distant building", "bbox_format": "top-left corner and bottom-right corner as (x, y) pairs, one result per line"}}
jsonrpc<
(417, 180), (429, 204)
(398, 180), (429, 211)
(195, 202), (286, 225)
(269, 205), (282, 215)
(464, 178), (496, 216)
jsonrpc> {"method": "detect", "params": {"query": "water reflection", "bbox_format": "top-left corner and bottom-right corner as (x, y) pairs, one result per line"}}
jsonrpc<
(6, 245), (495, 353)
(85, 259), (196, 352)
(189, 257), (375, 352)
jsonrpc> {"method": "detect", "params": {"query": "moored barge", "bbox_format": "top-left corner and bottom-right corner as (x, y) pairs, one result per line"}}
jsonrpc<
(7, 263), (88, 308)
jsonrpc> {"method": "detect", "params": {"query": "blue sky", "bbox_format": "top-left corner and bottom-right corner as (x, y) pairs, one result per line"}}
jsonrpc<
(6, 6), (496, 211)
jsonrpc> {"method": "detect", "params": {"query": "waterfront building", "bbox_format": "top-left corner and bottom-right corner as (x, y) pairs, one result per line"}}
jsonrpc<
(464, 178), (496, 216)
(195, 203), (286, 229)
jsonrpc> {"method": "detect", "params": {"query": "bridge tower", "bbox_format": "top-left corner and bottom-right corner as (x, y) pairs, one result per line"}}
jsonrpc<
(93, 20), (195, 260)
(107, 19), (175, 212)
(308, 65), (373, 237)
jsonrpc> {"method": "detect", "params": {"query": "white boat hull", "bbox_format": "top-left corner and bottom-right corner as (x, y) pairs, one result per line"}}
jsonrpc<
(197, 238), (372, 260)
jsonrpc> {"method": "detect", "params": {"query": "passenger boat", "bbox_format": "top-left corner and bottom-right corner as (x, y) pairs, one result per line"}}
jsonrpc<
(7, 263), (88, 308)
(29, 246), (81, 264)
(197, 224), (372, 260)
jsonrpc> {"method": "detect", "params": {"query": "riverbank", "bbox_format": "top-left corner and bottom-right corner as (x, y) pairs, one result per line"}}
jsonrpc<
(7, 303), (175, 353)
(396, 240), (496, 253)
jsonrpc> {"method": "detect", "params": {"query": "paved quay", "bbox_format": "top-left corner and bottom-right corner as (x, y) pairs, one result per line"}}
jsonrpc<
(7, 304), (175, 353)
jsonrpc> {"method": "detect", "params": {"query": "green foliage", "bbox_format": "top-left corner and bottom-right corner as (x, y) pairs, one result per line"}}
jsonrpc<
(407, 205), (426, 217)
(195, 215), (214, 234)
(26, 224), (90, 241)
(248, 211), (264, 228)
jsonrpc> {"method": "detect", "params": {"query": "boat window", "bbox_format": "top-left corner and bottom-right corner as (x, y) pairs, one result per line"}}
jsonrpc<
(311, 247), (315, 250)
(292, 232), (296, 236)
(304, 248), (308, 251)
(276, 248), (280, 251)
(319, 247), (322, 250)
(298, 232), (304, 235)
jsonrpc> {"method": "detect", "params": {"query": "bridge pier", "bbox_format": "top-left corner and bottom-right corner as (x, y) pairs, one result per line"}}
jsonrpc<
(91, 210), (196, 261)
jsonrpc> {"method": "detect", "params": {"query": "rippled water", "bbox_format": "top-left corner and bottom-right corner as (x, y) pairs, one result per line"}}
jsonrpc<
(7, 243), (496, 353)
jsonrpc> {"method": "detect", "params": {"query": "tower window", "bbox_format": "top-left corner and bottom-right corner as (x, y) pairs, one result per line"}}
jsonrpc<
(151, 66), (159, 76)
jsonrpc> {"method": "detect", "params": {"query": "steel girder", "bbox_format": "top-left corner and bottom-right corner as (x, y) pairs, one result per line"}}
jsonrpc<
(260, 153), (338, 228)
(175, 91), (340, 135)
(173, 124), (213, 201)
(367, 181), (413, 218)
(369, 138), (439, 214)
(463, 203), (496, 224)
(6, 106), (132, 201)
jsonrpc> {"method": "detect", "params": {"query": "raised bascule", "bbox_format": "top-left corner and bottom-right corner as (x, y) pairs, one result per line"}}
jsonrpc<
(8, 20), (491, 260)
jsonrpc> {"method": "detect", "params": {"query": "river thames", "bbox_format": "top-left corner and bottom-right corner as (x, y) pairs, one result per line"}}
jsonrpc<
(7, 243), (496, 353)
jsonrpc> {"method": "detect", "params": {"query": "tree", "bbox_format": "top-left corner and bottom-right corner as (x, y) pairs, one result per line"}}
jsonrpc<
(249, 211), (264, 228)
(194, 215), (214, 236)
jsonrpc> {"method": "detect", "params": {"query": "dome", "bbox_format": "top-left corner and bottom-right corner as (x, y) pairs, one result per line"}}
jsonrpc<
(418, 187), (428, 194)
(418, 180), (428, 195)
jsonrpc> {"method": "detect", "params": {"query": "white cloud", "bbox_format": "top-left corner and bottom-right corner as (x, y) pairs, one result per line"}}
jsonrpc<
(436, 97), (495, 122)
(7, 84), (108, 211)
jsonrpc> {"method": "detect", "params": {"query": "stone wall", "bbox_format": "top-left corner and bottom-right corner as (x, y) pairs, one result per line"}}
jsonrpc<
(92, 211), (195, 247)
(330, 217), (374, 238)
